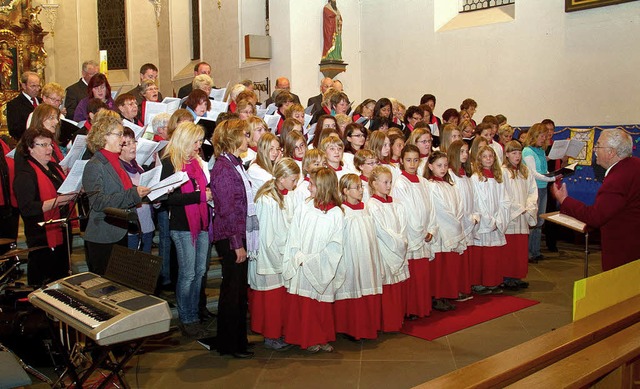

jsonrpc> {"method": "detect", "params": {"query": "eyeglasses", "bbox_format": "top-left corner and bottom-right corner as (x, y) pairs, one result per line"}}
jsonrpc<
(593, 145), (611, 150)
(348, 185), (364, 190)
(295, 143), (306, 150)
(351, 133), (365, 138)
(44, 96), (62, 105)
(108, 132), (124, 137)
(33, 142), (53, 148)
(417, 140), (432, 144)
(364, 161), (379, 166)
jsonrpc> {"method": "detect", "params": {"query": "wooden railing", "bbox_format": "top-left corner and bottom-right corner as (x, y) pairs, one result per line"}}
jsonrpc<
(416, 294), (640, 389)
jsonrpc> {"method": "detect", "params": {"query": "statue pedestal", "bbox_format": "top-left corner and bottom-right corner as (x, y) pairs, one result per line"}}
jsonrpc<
(319, 60), (348, 79)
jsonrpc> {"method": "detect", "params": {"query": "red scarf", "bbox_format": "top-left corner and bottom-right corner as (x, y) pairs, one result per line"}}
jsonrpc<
(343, 201), (364, 210)
(372, 194), (392, 203)
(482, 168), (495, 178)
(293, 156), (303, 162)
(100, 149), (133, 190)
(401, 170), (419, 183)
(52, 142), (64, 164)
(28, 160), (66, 248)
(279, 188), (289, 195)
(182, 159), (210, 244)
(249, 145), (258, 153)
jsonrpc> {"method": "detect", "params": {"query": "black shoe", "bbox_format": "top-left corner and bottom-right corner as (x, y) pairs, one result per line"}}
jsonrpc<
(528, 258), (538, 264)
(405, 314), (419, 321)
(231, 351), (254, 359)
(199, 308), (216, 321)
(515, 280), (529, 289)
(501, 281), (519, 291)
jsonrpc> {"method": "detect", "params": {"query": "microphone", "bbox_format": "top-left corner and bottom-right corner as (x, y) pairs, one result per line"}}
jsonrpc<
(103, 207), (139, 223)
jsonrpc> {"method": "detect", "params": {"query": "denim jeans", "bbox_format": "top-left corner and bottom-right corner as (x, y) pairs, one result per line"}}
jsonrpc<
(127, 232), (154, 253)
(171, 230), (210, 324)
(529, 187), (548, 259)
(157, 210), (171, 285)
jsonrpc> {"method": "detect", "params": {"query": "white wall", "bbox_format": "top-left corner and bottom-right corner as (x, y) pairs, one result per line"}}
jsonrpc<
(269, 0), (363, 106)
(359, 0), (640, 126)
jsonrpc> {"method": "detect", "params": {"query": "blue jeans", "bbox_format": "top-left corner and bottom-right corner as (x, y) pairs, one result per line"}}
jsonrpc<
(171, 230), (209, 324)
(127, 232), (153, 253)
(529, 187), (548, 259)
(157, 210), (171, 285)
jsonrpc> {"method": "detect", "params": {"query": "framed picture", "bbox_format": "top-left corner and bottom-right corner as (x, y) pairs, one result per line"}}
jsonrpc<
(565, 0), (638, 12)
(0, 40), (19, 91)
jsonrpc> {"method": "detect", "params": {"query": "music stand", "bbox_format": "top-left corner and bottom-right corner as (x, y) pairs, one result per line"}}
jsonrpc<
(37, 191), (82, 276)
(541, 211), (590, 278)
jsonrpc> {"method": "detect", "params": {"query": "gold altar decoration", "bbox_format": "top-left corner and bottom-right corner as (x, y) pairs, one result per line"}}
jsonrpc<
(0, 0), (48, 135)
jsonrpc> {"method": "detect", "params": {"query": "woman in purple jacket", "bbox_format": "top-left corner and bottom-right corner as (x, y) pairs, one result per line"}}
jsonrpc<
(210, 119), (254, 358)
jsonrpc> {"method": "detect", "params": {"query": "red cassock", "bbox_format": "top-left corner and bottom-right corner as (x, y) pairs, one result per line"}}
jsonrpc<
(560, 157), (640, 271)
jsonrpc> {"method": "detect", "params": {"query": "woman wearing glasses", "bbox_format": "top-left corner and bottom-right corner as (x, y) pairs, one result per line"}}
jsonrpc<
(14, 128), (77, 286)
(82, 111), (150, 275)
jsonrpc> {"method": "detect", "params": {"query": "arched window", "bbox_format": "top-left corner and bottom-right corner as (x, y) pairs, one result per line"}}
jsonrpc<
(97, 0), (127, 70)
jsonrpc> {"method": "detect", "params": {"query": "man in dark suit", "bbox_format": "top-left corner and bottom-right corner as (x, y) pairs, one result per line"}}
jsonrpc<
(552, 129), (640, 271)
(264, 77), (300, 107)
(6, 71), (41, 140)
(126, 63), (163, 105)
(64, 60), (99, 120)
(307, 77), (333, 117)
(178, 62), (212, 98)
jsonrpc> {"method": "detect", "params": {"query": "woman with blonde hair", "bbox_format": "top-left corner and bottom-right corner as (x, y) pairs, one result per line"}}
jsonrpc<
(160, 121), (212, 338)
(247, 133), (281, 194)
(210, 119), (254, 358)
(241, 116), (268, 164)
(82, 111), (150, 275)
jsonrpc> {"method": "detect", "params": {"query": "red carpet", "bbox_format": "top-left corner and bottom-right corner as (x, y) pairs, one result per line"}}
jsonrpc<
(401, 295), (539, 341)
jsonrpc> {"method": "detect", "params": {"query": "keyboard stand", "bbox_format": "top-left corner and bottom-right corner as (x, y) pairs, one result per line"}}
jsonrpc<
(47, 319), (145, 389)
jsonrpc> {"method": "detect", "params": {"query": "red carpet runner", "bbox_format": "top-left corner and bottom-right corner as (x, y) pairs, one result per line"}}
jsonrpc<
(401, 295), (539, 341)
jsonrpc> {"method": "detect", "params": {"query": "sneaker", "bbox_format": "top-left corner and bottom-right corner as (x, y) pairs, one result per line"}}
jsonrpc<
(501, 280), (520, 291)
(472, 285), (492, 295)
(319, 343), (334, 352)
(488, 286), (503, 294)
(265, 338), (294, 351)
(443, 300), (456, 311)
(180, 322), (208, 338)
(306, 344), (321, 353)
(432, 299), (449, 311)
(455, 293), (474, 302)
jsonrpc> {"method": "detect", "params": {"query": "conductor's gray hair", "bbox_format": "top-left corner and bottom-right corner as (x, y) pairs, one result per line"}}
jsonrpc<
(603, 128), (633, 158)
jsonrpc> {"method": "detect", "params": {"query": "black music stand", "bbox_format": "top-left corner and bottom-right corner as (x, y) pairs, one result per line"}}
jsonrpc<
(48, 247), (164, 389)
(38, 192), (82, 276)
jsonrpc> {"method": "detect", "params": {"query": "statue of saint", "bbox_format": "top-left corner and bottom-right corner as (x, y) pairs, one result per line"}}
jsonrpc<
(322, 0), (342, 62)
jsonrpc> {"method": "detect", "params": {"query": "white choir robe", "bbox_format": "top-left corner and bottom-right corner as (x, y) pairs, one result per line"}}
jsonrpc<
(360, 176), (372, 204)
(335, 203), (384, 300)
(382, 163), (402, 189)
(489, 141), (504, 165)
(501, 166), (538, 234)
(416, 157), (428, 177)
(329, 164), (356, 181)
(366, 196), (408, 285)
(449, 170), (480, 246)
(291, 177), (311, 214)
(293, 158), (304, 185)
(240, 147), (257, 166)
(471, 174), (511, 247)
(392, 172), (436, 261)
(282, 200), (345, 302)
(342, 152), (356, 172)
(250, 195), (288, 291)
(247, 163), (273, 198)
(425, 180), (466, 254)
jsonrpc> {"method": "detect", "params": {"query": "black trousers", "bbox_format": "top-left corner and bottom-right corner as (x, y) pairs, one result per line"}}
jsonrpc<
(215, 239), (248, 354)
(27, 244), (69, 287)
(84, 235), (128, 276)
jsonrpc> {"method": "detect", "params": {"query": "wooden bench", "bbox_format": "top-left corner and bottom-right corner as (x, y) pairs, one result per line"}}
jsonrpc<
(506, 321), (640, 388)
(416, 294), (640, 389)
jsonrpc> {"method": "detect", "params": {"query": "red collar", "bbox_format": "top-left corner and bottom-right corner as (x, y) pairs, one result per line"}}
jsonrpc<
(372, 194), (392, 203)
(482, 168), (495, 178)
(359, 174), (369, 182)
(293, 156), (303, 162)
(249, 145), (258, 152)
(420, 154), (429, 159)
(459, 167), (466, 176)
(279, 188), (289, 195)
(430, 176), (444, 182)
(343, 201), (364, 210)
(329, 164), (342, 171)
(401, 170), (420, 183)
(316, 202), (336, 212)
(390, 158), (400, 164)
(304, 176), (310, 182)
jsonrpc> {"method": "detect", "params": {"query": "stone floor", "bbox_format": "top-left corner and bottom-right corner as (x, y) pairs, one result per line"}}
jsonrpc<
(17, 237), (599, 389)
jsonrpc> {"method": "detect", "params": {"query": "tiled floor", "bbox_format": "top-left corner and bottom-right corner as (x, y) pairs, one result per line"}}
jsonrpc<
(21, 239), (600, 389)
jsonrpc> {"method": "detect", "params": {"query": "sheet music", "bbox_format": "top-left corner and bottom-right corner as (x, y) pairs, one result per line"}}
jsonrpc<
(147, 171), (189, 201)
(136, 138), (160, 166)
(304, 104), (314, 115)
(547, 212), (587, 233)
(304, 114), (313, 129)
(209, 88), (227, 102)
(57, 160), (88, 194)
(122, 119), (146, 140)
(256, 108), (268, 119)
(162, 97), (181, 114)
(265, 103), (277, 115)
(429, 123), (440, 137)
(60, 135), (87, 168)
(142, 140), (168, 166)
(138, 166), (162, 188)
(207, 101), (228, 121)
(143, 101), (168, 126)
(264, 114), (280, 132)
(61, 117), (81, 128)
(548, 139), (585, 160)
